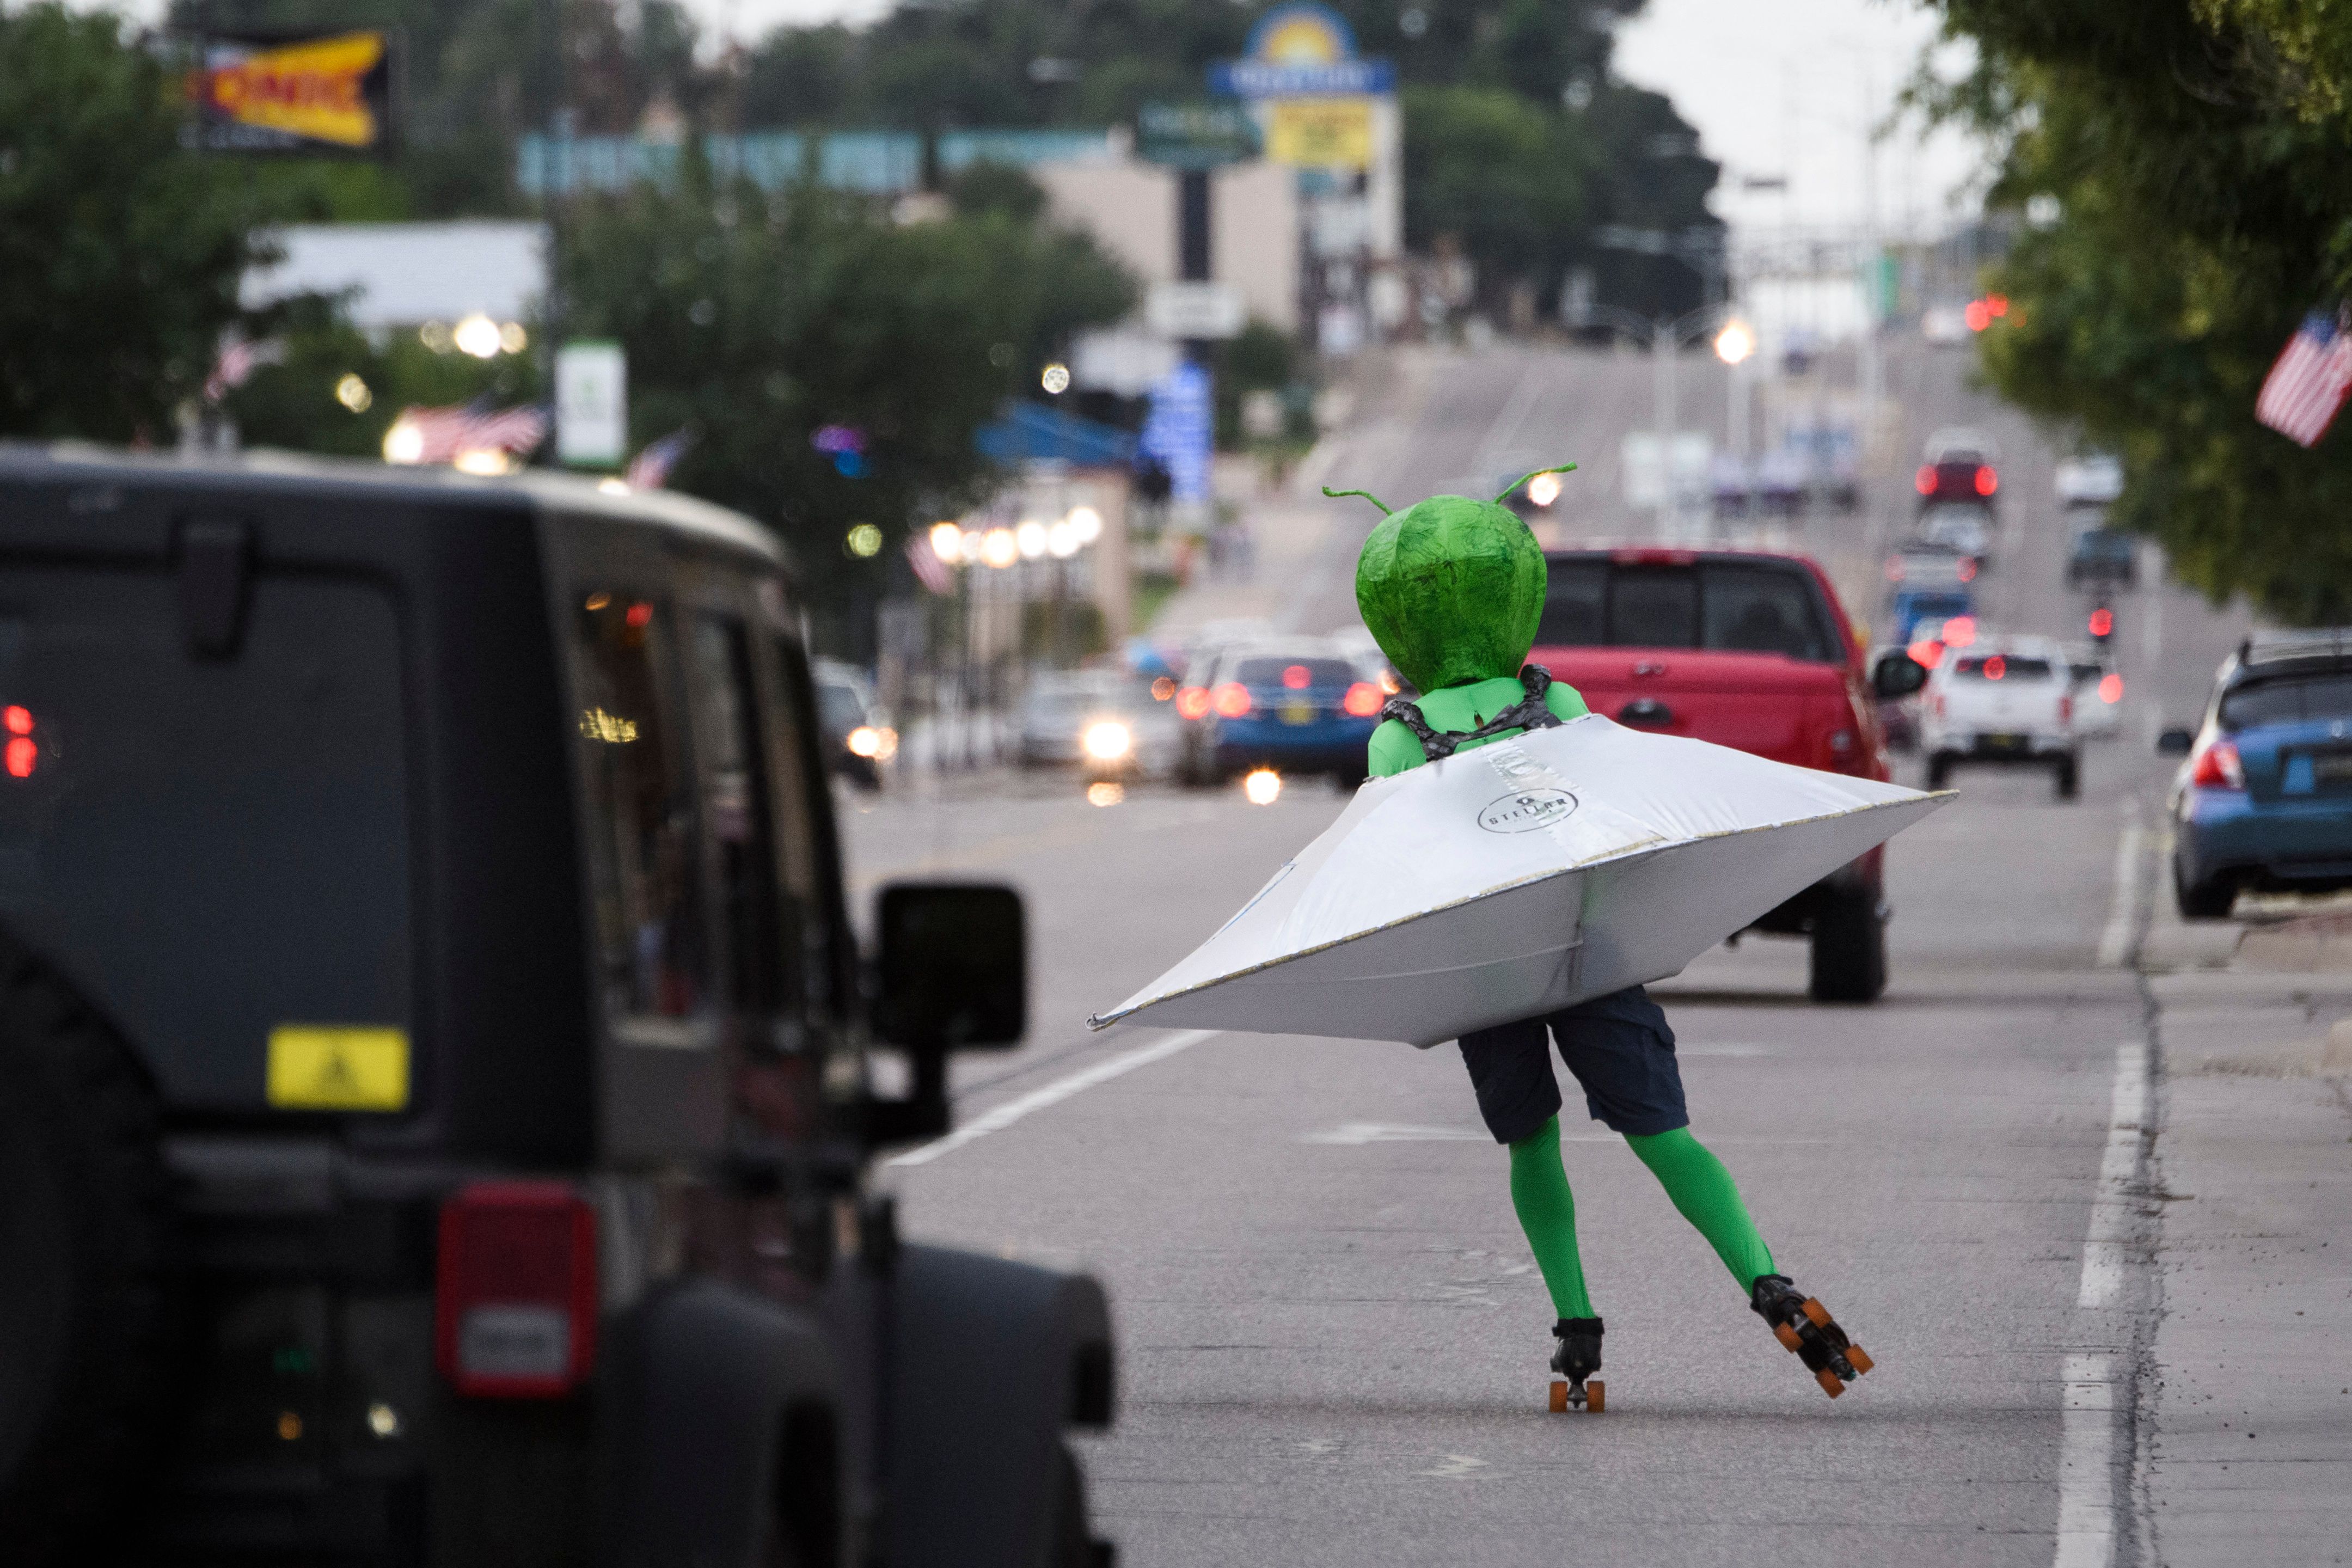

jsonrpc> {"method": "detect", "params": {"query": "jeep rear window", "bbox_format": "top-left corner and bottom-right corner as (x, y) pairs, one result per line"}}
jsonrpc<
(2219, 671), (2352, 730)
(0, 567), (411, 1111)
(573, 595), (707, 1039)
(1536, 560), (1840, 661)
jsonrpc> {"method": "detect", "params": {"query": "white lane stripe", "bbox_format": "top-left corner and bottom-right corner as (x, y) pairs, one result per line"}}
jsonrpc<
(886, 1030), (1220, 1168)
(2094, 803), (2143, 969)
(2055, 1352), (2120, 1568)
(2078, 1041), (2148, 1308)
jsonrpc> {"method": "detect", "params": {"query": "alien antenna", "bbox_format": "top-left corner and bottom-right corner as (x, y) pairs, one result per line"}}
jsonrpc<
(1321, 486), (1393, 515)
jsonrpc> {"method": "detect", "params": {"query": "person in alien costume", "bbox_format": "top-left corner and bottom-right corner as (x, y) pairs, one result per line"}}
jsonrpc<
(1331, 468), (1873, 1410)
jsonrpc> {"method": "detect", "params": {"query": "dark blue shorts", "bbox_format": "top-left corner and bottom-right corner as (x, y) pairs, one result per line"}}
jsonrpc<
(1457, 985), (1688, 1144)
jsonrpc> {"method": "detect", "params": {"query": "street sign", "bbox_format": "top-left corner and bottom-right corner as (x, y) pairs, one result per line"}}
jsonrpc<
(1146, 281), (1247, 341)
(1136, 103), (1261, 170)
(555, 342), (627, 467)
(185, 32), (395, 155)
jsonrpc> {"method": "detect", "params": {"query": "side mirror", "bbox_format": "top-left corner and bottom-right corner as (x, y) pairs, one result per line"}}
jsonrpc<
(873, 881), (1026, 1051)
(1870, 650), (1930, 701)
(2157, 727), (2195, 757)
(863, 882), (1026, 1151)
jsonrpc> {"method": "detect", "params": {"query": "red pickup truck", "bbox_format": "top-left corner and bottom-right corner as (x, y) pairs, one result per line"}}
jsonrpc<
(1528, 547), (1922, 1002)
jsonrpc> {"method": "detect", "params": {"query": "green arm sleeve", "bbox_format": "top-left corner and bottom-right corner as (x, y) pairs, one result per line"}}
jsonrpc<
(1546, 680), (1590, 721)
(1367, 718), (1423, 777)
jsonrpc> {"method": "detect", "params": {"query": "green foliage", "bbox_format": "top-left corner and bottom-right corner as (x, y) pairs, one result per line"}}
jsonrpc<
(1403, 85), (1590, 283)
(556, 171), (1133, 597)
(225, 297), (536, 457)
(1920, 0), (2352, 621)
(1353, 493), (1547, 691)
(0, 4), (279, 440)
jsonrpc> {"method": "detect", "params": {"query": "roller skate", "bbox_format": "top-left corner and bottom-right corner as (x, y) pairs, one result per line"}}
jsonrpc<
(1749, 1274), (1873, 1398)
(1546, 1316), (1604, 1413)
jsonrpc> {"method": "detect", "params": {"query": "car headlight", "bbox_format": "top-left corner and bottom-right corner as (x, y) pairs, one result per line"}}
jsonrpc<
(848, 725), (897, 760)
(1082, 720), (1133, 761)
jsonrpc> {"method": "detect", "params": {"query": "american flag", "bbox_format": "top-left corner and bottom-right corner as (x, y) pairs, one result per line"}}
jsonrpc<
(384, 403), (549, 465)
(2256, 309), (2352, 448)
(905, 532), (954, 595)
(203, 337), (284, 402)
(623, 428), (695, 489)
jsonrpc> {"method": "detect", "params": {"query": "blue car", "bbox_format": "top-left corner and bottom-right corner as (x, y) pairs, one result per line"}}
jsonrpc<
(1178, 643), (1385, 785)
(2164, 635), (2352, 918)
(1889, 585), (1974, 646)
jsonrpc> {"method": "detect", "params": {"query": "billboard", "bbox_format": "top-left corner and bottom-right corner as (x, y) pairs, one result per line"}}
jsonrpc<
(186, 32), (395, 155)
(1266, 97), (1375, 168)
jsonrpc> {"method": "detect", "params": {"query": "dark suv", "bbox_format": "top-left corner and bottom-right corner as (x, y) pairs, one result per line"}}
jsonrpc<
(0, 448), (1114, 1567)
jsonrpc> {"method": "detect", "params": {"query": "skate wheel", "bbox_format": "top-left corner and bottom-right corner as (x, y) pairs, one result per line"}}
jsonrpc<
(1816, 1367), (1844, 1399)
(1585, 1380), (1604, 1413)
(1549, 1380), (1569, 1413)
(1845, 1345), (1874, 1376)
(1773, 1321), (1804, 1353)
(1800, 1298), (1833, 1329)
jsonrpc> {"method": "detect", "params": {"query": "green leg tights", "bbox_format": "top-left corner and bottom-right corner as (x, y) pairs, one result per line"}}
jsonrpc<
(1506, 1116), (1594, 1318)
(1623, 1126), (1777, 1291)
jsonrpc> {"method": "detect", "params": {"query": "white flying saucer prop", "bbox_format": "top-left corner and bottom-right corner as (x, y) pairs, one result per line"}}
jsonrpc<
(1088, 715), (1950, 1046)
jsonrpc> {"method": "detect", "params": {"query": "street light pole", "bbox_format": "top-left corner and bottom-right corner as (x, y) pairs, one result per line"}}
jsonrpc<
(1580, 301), (1744, 541)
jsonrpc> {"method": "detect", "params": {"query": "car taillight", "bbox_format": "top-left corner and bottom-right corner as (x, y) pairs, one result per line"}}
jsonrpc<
(1932, 693), (1946, 718)
(1342, 682), (1383, 718)
(2099, 672), (2123, 704)
(2057, 694), (2073, 724)
(1175, 686), (1210, 720)
(2189, 738), (2245, 791)
(1974, 465), (1998, 496)
(435, 1181), (598, 1398)
(1212, 682), (1252, 718)
(1914, 465), (1935, 495)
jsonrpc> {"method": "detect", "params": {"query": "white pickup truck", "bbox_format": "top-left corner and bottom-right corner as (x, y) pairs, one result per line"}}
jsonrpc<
(1921, 633), (2083, 800)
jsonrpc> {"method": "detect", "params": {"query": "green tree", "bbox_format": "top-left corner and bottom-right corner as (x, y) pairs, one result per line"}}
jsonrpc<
(1404, 85), (1590, 297)
(0, 4), (278, 440)
(1919, 0), (2352, 621)
(556, 167), (1132, 599)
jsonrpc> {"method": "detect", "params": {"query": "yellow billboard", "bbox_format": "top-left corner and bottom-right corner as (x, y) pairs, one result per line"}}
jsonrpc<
(189, 32), (390, 153)
(1266, 96), (1375, 169)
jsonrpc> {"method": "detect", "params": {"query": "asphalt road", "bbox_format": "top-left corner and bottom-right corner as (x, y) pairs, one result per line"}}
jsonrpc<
(841, 338), (2257, 1565)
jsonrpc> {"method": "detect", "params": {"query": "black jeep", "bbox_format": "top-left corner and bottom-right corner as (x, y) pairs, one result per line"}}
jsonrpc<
(0, 446), (1114, 1567)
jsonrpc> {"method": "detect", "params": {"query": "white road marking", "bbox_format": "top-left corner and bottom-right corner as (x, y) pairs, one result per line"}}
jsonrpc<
(2094, 803), (2144, 969)
(2053, 1040), (2152, 1568)
(884, 1030), (1214, 1166)
(2077, 1041), (2148, 1308)
(1419, 1454), (1489, 1480)
(1302, 1122), (1492, 1145)
(886, 1030), (1220, 1168)
(2055, 1352), (2120, 1568)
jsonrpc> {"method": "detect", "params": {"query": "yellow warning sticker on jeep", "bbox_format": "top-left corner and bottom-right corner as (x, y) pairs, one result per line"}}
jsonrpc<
(267, 1026), (410, 1111)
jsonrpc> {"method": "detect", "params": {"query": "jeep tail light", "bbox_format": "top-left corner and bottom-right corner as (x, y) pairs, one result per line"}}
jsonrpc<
(2189, 737), (2244, 791)
(1974, 465), (1997, 496)
(1174, 685), (1210, 721)
(1343, 682), (1383, 718)
(1212, 682), (1252, 718)
(436, 1181), (598, 1398)
(2057, 694), (2073, 724)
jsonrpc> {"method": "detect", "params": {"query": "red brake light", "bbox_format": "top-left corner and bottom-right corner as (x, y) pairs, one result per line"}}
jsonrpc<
(1914, 465), (1935, 495)
(2189, 738), (2245, 790)
(1974, 465), (1998, 496)
(2088, 607), (2113, 638)
(1957, 558), (1977, 582)
(1175, 686), (1210, 721)
(1282, 664), (1312, 690)
(2058, 694), (2073, 724)
(2, 706), (32, 736)
(4, 738), (33, 778)
(1983, 654), (2007, 679)
(435, 1181), (598, 1398)
(1988, 293), (2009, 317)
(1212, 682), (1252, 718)
(1942, 616), (1976, 648)
(1906, 638), (1944, 669)
(1342, 682), (1383, 718)
(2099, 672), (2124, 703)
(1965, 299), (1992, 332)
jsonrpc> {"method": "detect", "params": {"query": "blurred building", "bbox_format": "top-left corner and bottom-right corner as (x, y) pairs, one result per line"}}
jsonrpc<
(242, 221), (547, 332)
(1033, 160), (1299, 335)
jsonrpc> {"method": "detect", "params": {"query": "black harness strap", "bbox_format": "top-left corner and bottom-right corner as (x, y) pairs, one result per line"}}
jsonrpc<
(1381, 664), (1565, 762)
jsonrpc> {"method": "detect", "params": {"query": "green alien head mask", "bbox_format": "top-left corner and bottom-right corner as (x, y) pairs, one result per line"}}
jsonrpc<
(1336, 465), (1575, 694)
